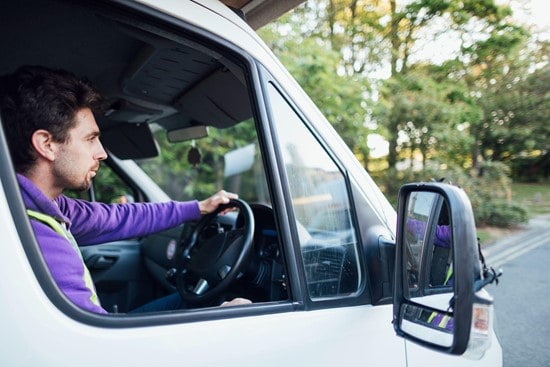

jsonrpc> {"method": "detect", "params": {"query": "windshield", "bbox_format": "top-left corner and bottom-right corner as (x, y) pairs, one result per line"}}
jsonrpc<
(135, 119), (271, 206)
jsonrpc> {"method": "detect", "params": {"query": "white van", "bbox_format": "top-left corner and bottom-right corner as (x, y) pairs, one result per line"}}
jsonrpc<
(0, 1), (501, 366)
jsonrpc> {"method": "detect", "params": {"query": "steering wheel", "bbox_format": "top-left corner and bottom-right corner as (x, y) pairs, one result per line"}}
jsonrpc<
(176, 198), (255, 304)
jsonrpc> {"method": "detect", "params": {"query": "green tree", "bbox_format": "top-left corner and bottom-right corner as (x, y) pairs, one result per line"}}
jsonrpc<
(259, 18), (373, 166)
(382, 0), (524, 169)
(378, 66), (481, 170)
(473, 39), (549, 179)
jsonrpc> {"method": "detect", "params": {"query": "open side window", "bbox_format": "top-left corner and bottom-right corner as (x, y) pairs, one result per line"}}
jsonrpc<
(0, 0), (295, 324)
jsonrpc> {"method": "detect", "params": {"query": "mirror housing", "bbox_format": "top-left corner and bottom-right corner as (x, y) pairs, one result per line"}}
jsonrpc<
(393, 182), (492, 356)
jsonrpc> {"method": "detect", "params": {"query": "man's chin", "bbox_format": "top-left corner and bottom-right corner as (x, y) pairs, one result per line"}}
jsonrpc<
(70, 181), (92, 192)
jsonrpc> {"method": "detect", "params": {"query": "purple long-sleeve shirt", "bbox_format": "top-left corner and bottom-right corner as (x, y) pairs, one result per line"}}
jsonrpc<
(17, 174), (201, 314)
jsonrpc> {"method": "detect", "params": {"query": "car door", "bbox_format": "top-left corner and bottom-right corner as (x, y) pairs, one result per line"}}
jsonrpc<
(254, 70), (407, 364)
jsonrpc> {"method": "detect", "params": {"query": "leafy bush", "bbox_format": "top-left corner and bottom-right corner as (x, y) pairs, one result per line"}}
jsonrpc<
(475, 201), (528, 227)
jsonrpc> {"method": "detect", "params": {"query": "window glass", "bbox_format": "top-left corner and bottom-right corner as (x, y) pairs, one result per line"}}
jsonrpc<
(135, 118), (270, 206)
(267, 83), (361, 299)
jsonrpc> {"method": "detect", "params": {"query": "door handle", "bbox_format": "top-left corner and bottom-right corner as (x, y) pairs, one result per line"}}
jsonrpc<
(87, 255), (118, 270)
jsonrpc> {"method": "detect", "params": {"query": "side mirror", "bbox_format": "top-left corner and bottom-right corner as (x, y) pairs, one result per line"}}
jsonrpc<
(393, 183), (494, 357)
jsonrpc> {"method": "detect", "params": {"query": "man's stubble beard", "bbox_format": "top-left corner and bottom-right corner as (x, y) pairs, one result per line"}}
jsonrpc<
(52, 157), (93, 193)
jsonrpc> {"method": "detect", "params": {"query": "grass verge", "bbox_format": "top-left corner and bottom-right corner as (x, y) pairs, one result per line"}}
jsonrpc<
(510, 182), (550, 216)
(477, 182), (550, 245)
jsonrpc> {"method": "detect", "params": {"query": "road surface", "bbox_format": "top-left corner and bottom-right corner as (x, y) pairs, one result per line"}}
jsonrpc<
(484, 214), (550, 367)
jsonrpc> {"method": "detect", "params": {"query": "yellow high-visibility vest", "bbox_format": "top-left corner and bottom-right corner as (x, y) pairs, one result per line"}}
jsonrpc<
(26, 209), (101, 307)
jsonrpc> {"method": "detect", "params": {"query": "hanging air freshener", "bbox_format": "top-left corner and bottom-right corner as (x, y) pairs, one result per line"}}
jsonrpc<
(187, 140), (201, 167)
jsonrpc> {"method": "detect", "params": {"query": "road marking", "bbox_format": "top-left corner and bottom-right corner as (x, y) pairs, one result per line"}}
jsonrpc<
(484, 229), (549, 269)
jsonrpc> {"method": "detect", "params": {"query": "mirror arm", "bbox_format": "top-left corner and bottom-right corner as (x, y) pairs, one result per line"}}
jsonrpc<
(474, 266), (503, 292)
(474, 237), (503, 291)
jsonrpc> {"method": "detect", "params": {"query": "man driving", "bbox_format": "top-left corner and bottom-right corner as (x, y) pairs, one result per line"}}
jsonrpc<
(0, 65), (250, 314)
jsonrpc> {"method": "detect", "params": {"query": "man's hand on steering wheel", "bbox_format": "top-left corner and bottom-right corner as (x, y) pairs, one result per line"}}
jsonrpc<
(198, 190), (239, 215)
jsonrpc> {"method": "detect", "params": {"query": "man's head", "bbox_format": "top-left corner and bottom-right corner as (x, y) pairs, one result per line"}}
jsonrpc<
(0, 65), (107, 196)
(0, 65), (104, 173)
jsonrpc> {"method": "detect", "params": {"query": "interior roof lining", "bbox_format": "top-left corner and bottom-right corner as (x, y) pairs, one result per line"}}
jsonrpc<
(1, 0), (255, 158)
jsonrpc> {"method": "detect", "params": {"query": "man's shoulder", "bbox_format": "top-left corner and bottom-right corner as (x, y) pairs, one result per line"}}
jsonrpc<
(17, 173), (61, 216)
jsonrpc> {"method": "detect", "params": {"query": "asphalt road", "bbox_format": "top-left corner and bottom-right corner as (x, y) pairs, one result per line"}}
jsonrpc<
(484, 214), (550, 367)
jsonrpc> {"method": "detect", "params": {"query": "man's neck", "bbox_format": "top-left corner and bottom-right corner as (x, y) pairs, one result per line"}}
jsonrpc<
(22, 166), (63, 200)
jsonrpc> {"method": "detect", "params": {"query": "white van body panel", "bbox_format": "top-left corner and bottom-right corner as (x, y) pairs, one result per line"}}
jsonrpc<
(406, 329), (503, 367)
(0, 192), (405, 366)
(1, 180), (405, 367)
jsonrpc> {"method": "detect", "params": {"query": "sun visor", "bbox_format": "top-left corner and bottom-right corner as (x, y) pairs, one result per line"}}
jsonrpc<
(174, 69), (252, 128)
(101, 123), (159, 159)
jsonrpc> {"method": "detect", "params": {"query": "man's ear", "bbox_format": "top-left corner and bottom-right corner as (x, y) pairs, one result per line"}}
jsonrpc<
(31, 129), (58, 162)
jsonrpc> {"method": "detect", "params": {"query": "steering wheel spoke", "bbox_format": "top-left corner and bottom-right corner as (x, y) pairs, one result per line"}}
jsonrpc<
(192, 278), (210, 295)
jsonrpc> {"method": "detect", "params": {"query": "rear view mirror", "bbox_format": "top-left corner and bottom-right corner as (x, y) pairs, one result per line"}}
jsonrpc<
(167, 125), (208, 143)
(393, 183), (494, 357)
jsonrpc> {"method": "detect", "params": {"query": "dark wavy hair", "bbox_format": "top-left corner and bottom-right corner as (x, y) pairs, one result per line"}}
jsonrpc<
(0, 65), (103, 173)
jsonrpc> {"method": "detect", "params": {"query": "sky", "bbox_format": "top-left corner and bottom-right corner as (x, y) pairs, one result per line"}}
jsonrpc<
(506, 0), (549, 35)
(412, 0), (549, 65)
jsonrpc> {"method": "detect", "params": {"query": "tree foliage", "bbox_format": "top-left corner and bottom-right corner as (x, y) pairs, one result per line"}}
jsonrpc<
(473, 40), (550, 180)
(257, 0), (548, 225)
(259, 0), (547, 178)
(259, 21), (373, 165)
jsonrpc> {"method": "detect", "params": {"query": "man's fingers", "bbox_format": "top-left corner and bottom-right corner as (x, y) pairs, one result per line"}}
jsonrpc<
(220, 297), (252, 307)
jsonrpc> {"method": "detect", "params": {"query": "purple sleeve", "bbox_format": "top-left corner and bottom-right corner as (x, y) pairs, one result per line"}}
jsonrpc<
(434, 225), (451, 248)
(430, 312), (454, 331)
(56, 197), (201, 246)
(406, 218), (426, 235)
(407, 218), (451, 248)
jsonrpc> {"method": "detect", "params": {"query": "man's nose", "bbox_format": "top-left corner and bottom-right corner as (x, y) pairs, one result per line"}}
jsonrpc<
(96, 141), (108, 161)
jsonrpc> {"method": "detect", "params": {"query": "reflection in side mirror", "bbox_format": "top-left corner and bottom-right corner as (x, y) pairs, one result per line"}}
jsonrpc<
(401, 190), (455, 347)
(393, 183), (494, 357)
(401, 303), (453, 347)
(403, 191), (453, 295)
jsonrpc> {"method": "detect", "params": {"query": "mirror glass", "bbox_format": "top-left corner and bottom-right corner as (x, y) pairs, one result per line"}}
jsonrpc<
(400, 190), (454, 346)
